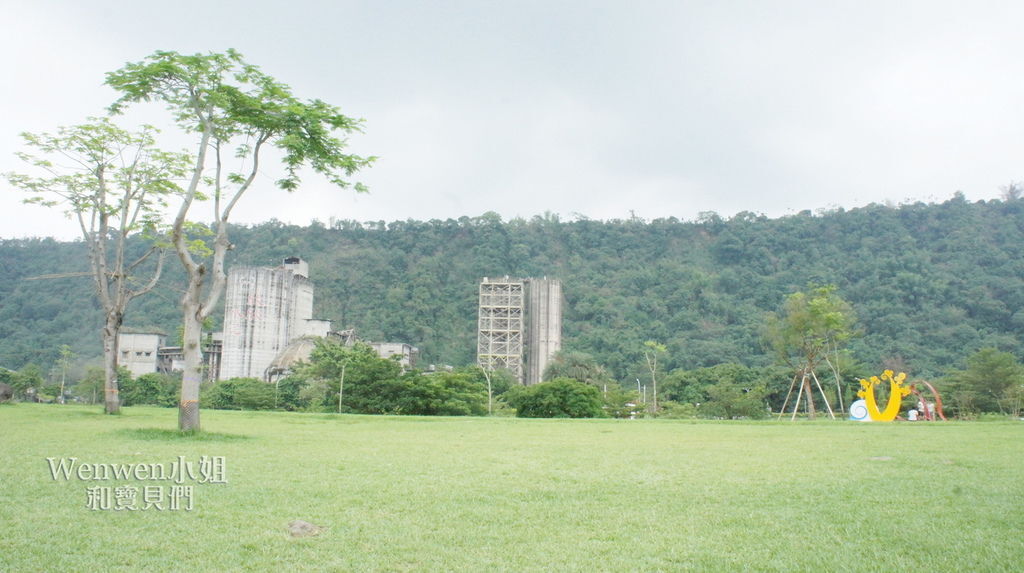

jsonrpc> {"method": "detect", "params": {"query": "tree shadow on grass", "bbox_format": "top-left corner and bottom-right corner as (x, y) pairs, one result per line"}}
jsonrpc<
(114, 428), (253, 441)
(68, 408), (110, 417)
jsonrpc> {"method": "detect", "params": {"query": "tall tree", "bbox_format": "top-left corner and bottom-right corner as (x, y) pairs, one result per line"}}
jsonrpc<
(56, 344), (75, 405)
(5, 118), (188, 413)
(765, 284), (856, 419)
(643, 340), (667, 413)
(106, 50), (374, 431)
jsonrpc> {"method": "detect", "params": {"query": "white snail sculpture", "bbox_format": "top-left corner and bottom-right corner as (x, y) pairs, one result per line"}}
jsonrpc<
(848, 399), (870, 422)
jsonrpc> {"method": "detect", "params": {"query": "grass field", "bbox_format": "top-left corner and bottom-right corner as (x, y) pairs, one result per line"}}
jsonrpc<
(1, 404), (1021, 572)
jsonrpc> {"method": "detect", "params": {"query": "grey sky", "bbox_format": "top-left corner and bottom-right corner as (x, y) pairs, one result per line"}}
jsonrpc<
(3, 1), (1022, 240)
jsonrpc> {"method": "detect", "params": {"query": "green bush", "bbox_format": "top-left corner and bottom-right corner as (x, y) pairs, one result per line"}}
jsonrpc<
(659, 401), (698, 419)
(233, 379), (276, 410)
(504, 378), (605, 418)
(701, 380), (769, 419)
(201, 378), (275, 410)
(393, 369), (488, 416)
(601, 384), (639, 418)
(273, 376), (306, 411)
(121, 372), (178, 407)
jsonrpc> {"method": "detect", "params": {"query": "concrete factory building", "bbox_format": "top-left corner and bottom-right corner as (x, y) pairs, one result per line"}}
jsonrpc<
(118, 257), (416, 382)
(219, 257), (331, 381)
(118, 331), (166, 378)
(477, 276), (562, 385)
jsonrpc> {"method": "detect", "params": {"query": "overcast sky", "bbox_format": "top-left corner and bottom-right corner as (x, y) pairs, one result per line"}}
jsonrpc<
(2, 1), (1023, 240)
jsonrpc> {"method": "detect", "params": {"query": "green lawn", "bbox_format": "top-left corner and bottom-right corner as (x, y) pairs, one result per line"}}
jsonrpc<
(1, 404), (1021, 572)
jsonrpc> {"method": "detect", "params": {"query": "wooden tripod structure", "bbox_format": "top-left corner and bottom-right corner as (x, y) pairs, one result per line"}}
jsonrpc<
(778, 365), (836, 421)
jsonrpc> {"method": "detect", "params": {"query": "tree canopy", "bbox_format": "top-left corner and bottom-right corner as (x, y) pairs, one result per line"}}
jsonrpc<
(765, 284), (856, 371)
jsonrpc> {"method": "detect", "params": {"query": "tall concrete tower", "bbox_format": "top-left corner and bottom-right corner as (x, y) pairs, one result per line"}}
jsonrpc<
(220, 258), (328, 380)
(477, 276), (562, 384)
(525, 278), (562, 385)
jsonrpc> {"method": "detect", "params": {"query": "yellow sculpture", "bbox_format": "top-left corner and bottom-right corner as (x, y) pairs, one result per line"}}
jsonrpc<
(856, 370), (911, 422)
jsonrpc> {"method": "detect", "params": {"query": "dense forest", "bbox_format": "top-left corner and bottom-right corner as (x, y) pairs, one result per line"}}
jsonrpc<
(2, 193), (1023, 384)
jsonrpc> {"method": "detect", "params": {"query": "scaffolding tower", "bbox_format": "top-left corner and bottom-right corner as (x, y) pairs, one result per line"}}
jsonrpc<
(477, 276), (562, 384)
(477, 277), (525, 382)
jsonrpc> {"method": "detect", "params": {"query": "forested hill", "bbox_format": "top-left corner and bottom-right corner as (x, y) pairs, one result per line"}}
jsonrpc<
(3, 194), (1023, 380)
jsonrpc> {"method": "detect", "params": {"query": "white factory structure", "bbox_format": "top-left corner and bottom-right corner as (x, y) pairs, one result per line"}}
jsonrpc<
(219, 257), (332, 381)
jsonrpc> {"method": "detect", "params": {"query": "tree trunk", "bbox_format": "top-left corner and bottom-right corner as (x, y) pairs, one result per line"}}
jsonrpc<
(178, 284), (204, 432)
(652, 374), (658, 413)
(803, 371), (816, 420)
(102, 319), (121, 414)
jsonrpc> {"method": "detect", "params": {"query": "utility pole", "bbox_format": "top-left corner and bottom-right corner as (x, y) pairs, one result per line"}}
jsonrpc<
(482, 368), (494, 415)
(57, 345), (74, 405)
(338, 362), (347, 413)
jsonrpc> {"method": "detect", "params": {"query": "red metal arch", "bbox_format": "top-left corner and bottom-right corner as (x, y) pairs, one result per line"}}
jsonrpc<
(909, 380), (947, 421)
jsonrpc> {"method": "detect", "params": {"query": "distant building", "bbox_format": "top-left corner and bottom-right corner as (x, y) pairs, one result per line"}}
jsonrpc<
(477, 276), (562, 384)
(156, 332), (222, 382)
(118, 332), (166, 377)
(219, 257), (331, 381)
(368, 342), (419, 369)
(124, 258), (423, 384)
(525, 278), (562, 385)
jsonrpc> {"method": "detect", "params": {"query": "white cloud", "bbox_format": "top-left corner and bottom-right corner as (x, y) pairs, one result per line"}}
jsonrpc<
(3, 1), (1023, 240)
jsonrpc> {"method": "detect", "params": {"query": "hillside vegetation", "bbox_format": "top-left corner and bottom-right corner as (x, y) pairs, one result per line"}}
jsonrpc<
(2, 194), (1022, 381)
